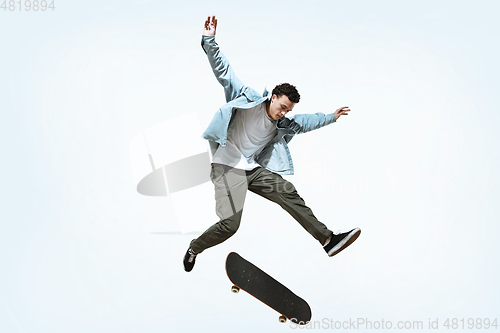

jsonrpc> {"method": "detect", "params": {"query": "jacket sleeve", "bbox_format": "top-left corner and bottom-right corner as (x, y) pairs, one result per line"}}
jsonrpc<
(288, 112), (337, 134)
(201, 35), (245, 103)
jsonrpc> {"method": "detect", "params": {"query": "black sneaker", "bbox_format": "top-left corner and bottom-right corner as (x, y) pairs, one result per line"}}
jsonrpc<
(183, 248), (198, 272)
(324, 228), (361, 257)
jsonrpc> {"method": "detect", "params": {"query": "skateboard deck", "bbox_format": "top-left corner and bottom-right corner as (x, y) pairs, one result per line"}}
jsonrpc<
(225, 252), (312, 324)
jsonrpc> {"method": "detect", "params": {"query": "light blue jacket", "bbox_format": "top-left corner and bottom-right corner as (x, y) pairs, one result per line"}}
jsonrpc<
(201, 35), (337, 175)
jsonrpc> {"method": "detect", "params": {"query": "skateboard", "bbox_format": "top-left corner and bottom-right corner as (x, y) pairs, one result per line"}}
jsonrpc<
(225, 252), (312, 324)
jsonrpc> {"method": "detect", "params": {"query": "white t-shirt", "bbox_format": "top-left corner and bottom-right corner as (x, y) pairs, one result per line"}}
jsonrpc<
(212, 101), (277, 170)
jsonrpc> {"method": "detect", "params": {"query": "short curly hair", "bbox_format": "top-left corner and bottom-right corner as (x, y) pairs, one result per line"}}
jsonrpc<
(272, 83), (300, 103)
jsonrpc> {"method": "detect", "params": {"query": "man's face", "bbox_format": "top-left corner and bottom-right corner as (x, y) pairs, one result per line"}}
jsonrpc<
(267, 94), (296, 120)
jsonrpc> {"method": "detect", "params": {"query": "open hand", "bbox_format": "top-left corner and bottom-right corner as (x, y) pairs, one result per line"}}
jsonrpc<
(203, 15), (217, 36)
(334, 106), (350, 120)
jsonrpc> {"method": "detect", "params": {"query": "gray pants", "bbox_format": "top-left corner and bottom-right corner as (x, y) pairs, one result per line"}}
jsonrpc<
(190, 163), (332, 254)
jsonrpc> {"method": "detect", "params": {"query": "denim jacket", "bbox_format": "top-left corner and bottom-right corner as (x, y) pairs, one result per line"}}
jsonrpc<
(201, 35), (337, 175)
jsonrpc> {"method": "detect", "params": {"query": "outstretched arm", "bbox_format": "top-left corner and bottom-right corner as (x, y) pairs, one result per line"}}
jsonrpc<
(288, 107), (351, 134)
(200, 16), (246, 103)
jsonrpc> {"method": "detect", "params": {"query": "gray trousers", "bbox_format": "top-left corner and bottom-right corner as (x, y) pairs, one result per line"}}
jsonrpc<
(190, 163), (332, 254)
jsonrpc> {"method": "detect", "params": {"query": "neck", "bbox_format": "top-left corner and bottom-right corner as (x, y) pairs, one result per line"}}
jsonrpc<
(265, 99), (271, 118)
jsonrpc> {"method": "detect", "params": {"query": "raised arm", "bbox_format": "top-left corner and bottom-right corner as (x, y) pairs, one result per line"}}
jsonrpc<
(201, 16), (245, 103)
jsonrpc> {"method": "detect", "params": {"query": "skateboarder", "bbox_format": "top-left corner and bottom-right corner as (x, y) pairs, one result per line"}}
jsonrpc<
(184, 16), (361, 272)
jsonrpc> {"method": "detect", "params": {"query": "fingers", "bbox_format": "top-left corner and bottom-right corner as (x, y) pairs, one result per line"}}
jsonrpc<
(334, 106), (351, 119)
(204, 16), (217, 31)
(203, 16), (216, 36)
(212, 16), (217, 30)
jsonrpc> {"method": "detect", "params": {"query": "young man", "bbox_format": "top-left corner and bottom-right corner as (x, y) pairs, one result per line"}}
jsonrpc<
(183, 16), (360, 272)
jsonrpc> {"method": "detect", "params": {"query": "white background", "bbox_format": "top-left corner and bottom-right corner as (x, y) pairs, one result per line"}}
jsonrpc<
(1, 0), (499, 332)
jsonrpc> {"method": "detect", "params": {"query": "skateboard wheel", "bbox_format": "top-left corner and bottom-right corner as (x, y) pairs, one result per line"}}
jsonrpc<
(279, 316), (287, 323)
(231, 286), (240, 293)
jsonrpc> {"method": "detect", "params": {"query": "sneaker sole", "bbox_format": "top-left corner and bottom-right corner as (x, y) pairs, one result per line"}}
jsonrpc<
(327, 228), (361, 257)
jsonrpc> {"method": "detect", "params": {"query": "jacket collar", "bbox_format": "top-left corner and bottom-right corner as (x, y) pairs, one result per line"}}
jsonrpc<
(263, 87), (270, 98)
